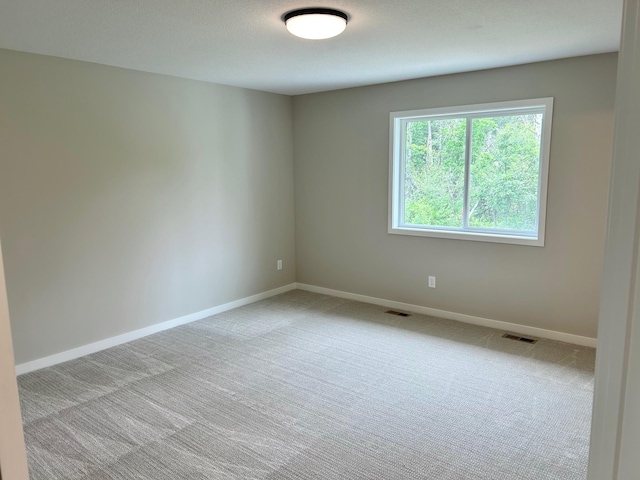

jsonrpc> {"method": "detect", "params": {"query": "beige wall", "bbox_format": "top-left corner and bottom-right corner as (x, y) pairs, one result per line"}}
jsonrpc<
(293, 54), (617, 339)
(0, 49), (296, 365)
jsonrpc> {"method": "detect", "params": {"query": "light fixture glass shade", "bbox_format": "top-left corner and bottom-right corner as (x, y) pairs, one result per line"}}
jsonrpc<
(284, 9), (348, 40)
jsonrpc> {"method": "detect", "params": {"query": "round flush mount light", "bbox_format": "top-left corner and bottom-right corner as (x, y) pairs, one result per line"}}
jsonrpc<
(284, 8), (348, 40)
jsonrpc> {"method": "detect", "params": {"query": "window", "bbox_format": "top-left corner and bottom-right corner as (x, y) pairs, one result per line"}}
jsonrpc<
(389, 98), (553, 246)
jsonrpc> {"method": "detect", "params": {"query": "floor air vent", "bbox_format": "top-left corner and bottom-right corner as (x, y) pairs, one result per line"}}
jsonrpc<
(502, 333), (538, 344)
(386, 310), (411, 317)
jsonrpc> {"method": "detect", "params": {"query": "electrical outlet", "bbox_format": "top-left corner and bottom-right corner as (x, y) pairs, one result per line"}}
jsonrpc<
(428, 276), (436, 288)
(277, 260), (283, 271)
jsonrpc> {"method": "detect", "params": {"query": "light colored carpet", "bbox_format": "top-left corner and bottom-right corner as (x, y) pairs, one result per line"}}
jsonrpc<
(18, 290), (595, 479)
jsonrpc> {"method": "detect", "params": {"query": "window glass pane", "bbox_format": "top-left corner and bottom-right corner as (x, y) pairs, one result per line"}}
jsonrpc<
(403, 118), (466, 227)
(468, 114), (543, 232)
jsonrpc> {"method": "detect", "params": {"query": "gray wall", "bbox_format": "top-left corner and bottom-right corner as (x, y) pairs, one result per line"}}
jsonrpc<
(293, 54), (617, 339)
(0, 49), (296, 364)
(0, 50), (617, 364)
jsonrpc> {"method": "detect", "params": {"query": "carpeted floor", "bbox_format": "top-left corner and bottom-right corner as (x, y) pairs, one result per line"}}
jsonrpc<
(18, 290), (595, 479)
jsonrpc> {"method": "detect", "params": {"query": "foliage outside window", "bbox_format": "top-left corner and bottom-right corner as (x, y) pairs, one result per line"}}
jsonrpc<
(389, 98), (553, 246)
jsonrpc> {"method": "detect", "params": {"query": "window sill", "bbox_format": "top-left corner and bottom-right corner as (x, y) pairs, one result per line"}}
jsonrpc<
(388, 226), (544, 247)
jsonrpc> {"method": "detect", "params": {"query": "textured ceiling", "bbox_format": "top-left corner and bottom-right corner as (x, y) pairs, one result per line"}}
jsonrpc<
(0, 0), (623, 95)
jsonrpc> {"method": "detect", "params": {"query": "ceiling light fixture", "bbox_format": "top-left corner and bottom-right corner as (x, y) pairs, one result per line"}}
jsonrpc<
(284, 8), (348, 40)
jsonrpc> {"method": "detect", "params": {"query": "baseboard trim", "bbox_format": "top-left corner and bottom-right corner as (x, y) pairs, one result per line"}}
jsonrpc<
(15, 283), (297, 375)
(15, 281), (595, 375)
(295, 283), (597, 348)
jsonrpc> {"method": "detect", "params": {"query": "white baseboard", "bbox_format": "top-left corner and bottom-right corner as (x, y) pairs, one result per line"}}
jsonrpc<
(296, 283), (597, 348)
(15, 283), (297, 375)
(15, 281), (596, 375)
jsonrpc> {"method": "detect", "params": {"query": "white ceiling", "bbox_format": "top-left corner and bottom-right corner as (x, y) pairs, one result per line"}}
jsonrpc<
(0, 0), (623, 95)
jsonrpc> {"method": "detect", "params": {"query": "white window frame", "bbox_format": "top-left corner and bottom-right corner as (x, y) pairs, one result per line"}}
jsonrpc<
(388, 98), (553, 247)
